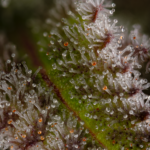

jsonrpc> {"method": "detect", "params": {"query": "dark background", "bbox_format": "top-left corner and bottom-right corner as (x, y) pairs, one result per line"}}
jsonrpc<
(0, 0), (150, 36)
(114, 0), (150, 35)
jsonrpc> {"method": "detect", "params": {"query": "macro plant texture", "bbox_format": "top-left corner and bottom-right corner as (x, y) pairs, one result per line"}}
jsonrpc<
(0, 0), (150, 150)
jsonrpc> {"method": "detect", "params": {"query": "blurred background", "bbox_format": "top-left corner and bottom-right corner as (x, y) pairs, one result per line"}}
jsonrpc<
(0, 0), (53, 38)
(114, 0), (150, 35)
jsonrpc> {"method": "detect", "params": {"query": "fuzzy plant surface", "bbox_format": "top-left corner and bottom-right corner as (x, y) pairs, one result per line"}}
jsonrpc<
(0, 0), (150, 150)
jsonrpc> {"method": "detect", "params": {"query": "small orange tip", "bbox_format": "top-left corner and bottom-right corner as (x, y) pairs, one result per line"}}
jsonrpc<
(40, 136), (45, 140)
(22, 134), (26, 138)
(46, 52), (49, 56)
(38, 118), (43, 123)
(8, 119), (13, 124)
(38, 130), (42, 134)
(120, 36), (123, 40)
(92, 62), (97, 66)
(5, 127), (8, 131)
(112, 140), (115, 144)
(64, 42), (69, 46)
(103, 86), (107, 91)
(12, 109), (16, 113)
(69, 129), (74, 134)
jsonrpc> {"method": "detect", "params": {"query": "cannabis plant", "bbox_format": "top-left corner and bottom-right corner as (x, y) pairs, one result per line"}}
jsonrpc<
(0, 0), (150, 150)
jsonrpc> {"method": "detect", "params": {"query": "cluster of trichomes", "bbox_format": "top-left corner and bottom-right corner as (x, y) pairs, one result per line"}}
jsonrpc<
(1, 0), (150, 150)
(0, 36), (102, 149)
(35, 0), (150, 149)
